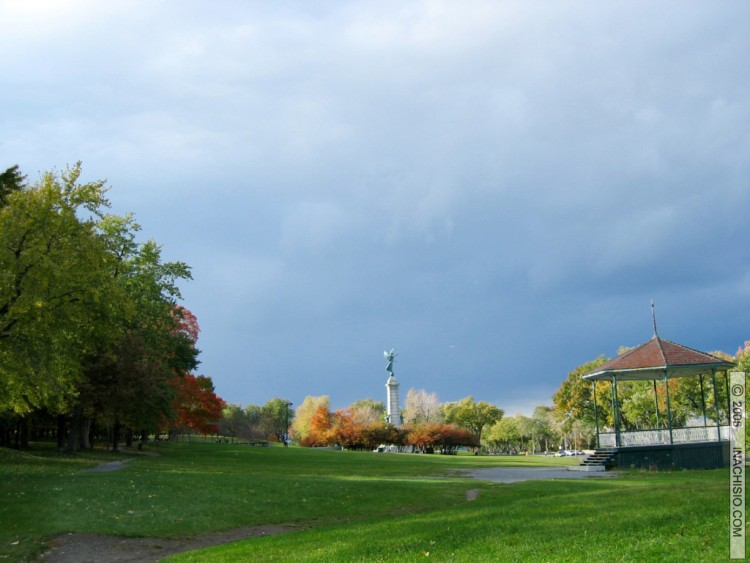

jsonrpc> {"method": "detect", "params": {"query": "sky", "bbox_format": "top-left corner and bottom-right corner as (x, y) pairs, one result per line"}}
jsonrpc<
(2, 1), (749, 416)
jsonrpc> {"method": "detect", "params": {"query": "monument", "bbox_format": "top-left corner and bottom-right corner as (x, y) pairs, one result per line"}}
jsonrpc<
(383, 349), (403, 426)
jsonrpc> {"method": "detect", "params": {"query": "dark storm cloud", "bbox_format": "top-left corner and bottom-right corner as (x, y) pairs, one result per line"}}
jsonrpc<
(1, 1), (749, 414)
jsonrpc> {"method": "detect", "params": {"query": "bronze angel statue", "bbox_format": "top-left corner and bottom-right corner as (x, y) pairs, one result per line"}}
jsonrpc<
(384, 349), (397, 376)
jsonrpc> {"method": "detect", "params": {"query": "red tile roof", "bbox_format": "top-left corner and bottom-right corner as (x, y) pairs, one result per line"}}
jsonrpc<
(583, 336), (735, 381)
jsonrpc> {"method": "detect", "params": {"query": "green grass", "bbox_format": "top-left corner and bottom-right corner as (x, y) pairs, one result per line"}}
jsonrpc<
(169, 471), (728, 562)
(0, 442), (732, 562)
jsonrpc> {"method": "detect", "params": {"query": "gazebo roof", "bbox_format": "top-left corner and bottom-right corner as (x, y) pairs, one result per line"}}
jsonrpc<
(583, 336), (735, 381)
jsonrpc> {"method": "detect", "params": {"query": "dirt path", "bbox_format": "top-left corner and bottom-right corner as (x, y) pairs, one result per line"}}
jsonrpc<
(38, 463), (607, 561)
(38, 525), (299, 562)
(39, 452), (299, 562)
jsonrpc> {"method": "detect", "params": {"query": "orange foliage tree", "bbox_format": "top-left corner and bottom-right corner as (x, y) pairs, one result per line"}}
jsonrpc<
(299, 404), (334, 447)
(405, 423), (478, 454)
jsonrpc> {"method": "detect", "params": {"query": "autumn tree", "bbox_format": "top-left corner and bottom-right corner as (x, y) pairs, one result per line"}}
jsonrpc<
(291, 396), (330, 444)
(303, 404), (334, 447)
(330, 408), (360, 449)
(171, 374), (226, 435)
(405, 423), (478, 454)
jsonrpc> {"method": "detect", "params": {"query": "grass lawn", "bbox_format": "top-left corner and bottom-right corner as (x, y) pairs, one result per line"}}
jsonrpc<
(0, 442), (732, 561)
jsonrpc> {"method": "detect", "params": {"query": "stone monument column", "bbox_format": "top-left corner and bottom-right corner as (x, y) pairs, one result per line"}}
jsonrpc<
(383, 349), (402, 427)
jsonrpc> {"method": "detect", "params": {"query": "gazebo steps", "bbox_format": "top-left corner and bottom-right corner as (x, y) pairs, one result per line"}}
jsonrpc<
(579, 448), (617, 469)
(568, 464), (606, 472)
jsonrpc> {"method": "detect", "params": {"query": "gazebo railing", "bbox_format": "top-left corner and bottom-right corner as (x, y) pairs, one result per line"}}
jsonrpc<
(599, 425), (732, 448)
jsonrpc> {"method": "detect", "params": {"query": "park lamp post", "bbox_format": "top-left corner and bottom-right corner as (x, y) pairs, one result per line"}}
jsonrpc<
(284, 400), (292, 447)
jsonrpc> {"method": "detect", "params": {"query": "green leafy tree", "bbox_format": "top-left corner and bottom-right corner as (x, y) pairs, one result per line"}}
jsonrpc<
(531, 405), (556, 452)
(220, 404), (249, 442)
(443, 396), (503, 444)
(0, 165), (25, 206)
(484, 416), (522, 453)
(552, 355), (609, 427)
(0, 164), (119, 415)
(261, 398), (295, 443)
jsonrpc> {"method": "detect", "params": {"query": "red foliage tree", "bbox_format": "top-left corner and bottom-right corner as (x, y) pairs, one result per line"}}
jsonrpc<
(172, 305), (200, 344)
(170, 373), (226, 435)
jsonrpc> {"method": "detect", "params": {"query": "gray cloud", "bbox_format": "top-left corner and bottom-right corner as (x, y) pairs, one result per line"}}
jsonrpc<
(2, 1), (749, 413)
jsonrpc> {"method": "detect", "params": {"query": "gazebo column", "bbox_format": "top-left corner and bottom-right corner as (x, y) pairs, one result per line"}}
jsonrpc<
(652, 379), (660, 428)
(592, 381), (600, 449)
(725, 373), (731, 419)
(611, 375), (620, 447)
(699, 374), (708, 426)
(711, 369), (721, 441)
(664, 372), (674, 445)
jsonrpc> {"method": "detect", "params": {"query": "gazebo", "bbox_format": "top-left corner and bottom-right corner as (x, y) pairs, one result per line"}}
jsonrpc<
(581, 334), (735, 470)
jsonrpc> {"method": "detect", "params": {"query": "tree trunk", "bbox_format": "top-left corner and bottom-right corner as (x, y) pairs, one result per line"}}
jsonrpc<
(112, 420), (121, 452)
(87, 418), (97, 449)
(57, 415), (66, 450)
(81, 417), (92, 449)
(0, 418), (8, 448)
(65, 407), (83, 453)
(125, 428), (134, 448)
(17, 417), (29, 449)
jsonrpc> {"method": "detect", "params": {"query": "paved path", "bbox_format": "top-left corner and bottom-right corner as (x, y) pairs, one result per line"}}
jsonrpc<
(84, 459), (133, 473)
(463, 466), (618, 483)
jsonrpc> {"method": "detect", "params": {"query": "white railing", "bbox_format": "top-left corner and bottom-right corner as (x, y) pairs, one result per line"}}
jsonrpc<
(620, 429), (671, 446)
(599, 425), (731, 447)
(599, 434), (616, 447)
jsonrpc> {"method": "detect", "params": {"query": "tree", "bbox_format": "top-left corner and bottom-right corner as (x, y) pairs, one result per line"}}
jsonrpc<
(0, 163), (200, 450)
(260, 398), (294, 443)
(403, 389), (442, 425)
(0, 164), (120, 415)
(443, 396), (503, 444)
(736, 342), (750, 373)
(349, 398), (386, 425)
(552, 355), (609, 427)
(304, 404), (334, 447)
(330, 408), (360, 449)
(243, 404), (265, 441)
(220, 404), (247, 442)
(83, 218), (195, 450)
(405, 423), (478, 454)
(484, 416), (522, 453)
(531, 405), (556, 453)
(291, 396), (330, 444)
(171, 374), (226, 436)
(0, 165), (25, 206)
